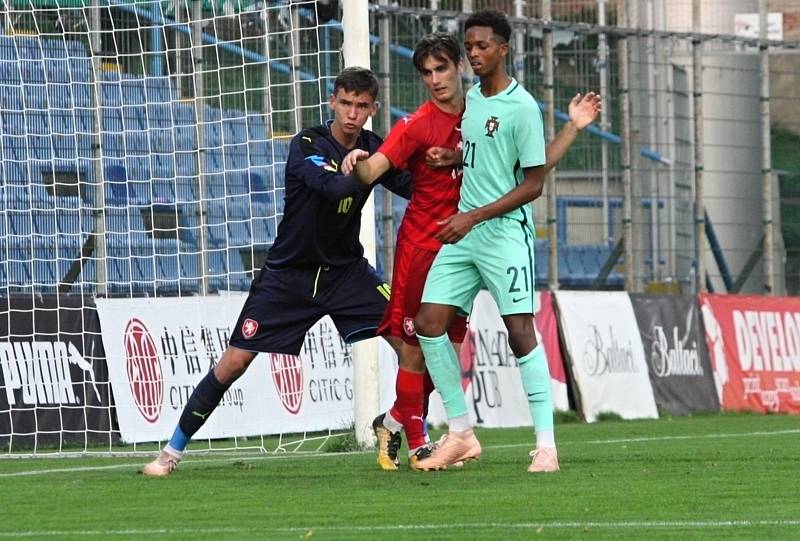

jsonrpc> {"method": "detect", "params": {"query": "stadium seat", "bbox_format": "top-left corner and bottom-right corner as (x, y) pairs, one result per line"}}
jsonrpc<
(174, 151), (198, 177)
(67, 57), (92, 83)
(251, 210), (277, 246)
(105, 254), (133, 294)
(7, 247), (33, 291)
(122, 78), (146, 105)
(16, 37), (42, 60)
(44, 58), (70, 83)
(23, 82), (47, 108)
(206, 248), (250, 292)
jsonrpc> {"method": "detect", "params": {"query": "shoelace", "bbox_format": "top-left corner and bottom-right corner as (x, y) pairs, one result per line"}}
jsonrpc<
(387, 432), (401, 459)
(529, 448), (554, 461)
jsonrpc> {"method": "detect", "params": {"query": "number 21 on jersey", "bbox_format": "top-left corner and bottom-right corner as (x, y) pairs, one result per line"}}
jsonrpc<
(462, 140), (476, 168)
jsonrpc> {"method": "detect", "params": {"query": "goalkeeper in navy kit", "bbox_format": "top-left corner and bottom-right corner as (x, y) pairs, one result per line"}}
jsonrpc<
(142, 67), (410, 476)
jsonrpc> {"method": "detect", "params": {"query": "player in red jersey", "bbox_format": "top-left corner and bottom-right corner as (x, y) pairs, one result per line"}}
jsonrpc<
(341, 33), (600, 470)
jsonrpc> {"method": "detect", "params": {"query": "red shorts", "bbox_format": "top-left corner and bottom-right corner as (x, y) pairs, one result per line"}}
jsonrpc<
(377, 240), (468, 346)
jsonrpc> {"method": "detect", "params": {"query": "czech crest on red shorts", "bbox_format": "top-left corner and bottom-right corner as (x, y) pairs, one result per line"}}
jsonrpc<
(269, 353), (304, 414)
(241, 318), (259, 339)
(403, 317), (416, 337)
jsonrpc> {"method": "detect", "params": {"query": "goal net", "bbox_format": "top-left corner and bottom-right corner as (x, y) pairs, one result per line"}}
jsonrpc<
(0, 0), (375, 457)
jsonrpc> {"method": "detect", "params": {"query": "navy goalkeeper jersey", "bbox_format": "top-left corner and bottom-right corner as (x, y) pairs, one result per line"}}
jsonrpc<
(265, 121), (411, 269)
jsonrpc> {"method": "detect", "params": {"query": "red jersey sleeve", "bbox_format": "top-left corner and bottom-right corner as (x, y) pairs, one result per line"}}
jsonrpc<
(378, 115), (424, 170)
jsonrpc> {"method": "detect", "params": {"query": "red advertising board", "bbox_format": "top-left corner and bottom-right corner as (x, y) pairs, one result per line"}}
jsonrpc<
(699, 293), (800, 413)
(536, 291), (568, 386)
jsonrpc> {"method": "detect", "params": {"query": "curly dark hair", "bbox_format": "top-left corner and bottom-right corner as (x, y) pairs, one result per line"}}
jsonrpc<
(464, 9), (511, 43)
(412, 32), (462, 73)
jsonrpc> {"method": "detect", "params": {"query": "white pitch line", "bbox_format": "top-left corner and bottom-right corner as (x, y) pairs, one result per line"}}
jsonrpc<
(583, 428), (800, 445)
(1, 520), (799, 537)
(1, 427), (798, 478)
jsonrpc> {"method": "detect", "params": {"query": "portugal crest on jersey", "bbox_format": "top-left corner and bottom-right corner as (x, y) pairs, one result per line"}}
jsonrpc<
(484, 115), (500, 138)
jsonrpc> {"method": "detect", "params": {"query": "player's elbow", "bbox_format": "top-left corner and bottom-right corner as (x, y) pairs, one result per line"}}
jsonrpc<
(523, 168), (546, 200)
(527, 180), (544, 201)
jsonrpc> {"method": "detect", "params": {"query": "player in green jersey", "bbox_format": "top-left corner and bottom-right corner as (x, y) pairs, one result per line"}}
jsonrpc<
(414, 9), (563, 472)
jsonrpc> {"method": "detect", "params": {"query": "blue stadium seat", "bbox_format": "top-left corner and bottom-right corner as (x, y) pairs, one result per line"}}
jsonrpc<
(47, 84), (75, 108)
(3, 156), (28, 185)
(130, 254), (156, 291)
(104, 164), (139, 206)
(28, 134), (52, 162)
(204, 148), (224, 174)
(149, 128), (175, 154)
(7, 209), (32, 237)
(106, 254), (133, 293)
(0, 59), (21, 83)
(67, 57), (92, 83)
(174, 151), (197, 177)
(146, 103), (172, 129)
(102, 132), (125, 158)
(7, 246), (33, 291)
(206, 201), (228, 248)
(0, 256), (7, 291)
(32, 243), (59, 292)
(222, 113), (248, 145)
(32, 209), (57, 236)
(124, 130), (150, 154)
(224, 149), (248, 172)
(20, 60), (45, 84)
(150, 152), (175, 180)
(22, 83), (47, 109)
(179, 252), (201, 292)
(44, 58), (70, 83)
(26, 110), (50, 134)
(43, 38), (69, 59)
(0, 105), (24, 132)
(124, 155), (151, 182)
(16, 37), (42, 60)
(251, 201), (277, 245)
(121, 78), (146, 104)
(71, 82), (94, 108)
(206, 247), (250, 292)
(202, 121), (223, 148)
(122, 105), (147, 132)
(101, 107), (124, 133)
(0, 37), (16, 60)
(248, 171), (273, 206)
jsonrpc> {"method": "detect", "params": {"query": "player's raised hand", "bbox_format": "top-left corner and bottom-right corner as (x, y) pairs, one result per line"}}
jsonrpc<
(435, 212), (478, 244)
(568, 92), (602, 130)
(341, 149), (370, 175)
(426, 146), (459, 169)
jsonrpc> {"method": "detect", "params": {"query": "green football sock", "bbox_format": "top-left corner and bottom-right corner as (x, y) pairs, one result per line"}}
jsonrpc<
(518, 345), (554, 433)
(417, 333), (467, 420)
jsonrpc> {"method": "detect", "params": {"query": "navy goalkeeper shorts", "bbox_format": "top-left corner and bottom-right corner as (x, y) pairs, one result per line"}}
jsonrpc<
(229, 258), (391, 355)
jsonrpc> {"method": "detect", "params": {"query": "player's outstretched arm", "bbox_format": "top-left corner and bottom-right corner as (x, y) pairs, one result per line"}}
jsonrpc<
(544, 91), (601, 172)
(341, 149), (393, 185)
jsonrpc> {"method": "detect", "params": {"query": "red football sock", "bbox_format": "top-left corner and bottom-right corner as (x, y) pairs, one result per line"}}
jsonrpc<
(389, 368), (426, 450)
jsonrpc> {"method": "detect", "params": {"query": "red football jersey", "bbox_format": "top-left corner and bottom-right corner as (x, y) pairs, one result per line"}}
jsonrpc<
(379, 100), (462, 252)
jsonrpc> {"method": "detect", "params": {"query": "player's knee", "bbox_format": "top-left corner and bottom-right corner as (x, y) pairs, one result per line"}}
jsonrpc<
(214, 347), (256, 384)
(414, 311), (445, 338)
(506, 321), (537, 358)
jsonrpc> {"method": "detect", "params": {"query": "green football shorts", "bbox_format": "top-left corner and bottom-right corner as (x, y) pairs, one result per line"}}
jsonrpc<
(422, 217), (537, 316)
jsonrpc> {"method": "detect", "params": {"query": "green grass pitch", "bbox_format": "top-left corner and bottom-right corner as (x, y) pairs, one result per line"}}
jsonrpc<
(1, 413), (798, 540)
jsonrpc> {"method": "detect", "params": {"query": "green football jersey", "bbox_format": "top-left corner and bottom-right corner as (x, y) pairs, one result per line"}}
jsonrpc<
(458, 78), (546, 223)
